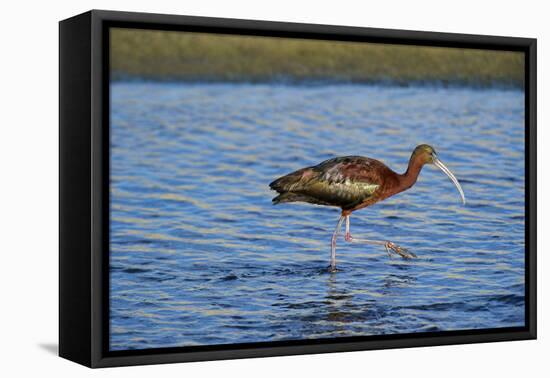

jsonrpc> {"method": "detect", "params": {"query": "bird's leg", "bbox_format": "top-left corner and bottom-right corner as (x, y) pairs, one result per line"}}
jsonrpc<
(329, 215), (346, 272)
(344, 215), (352, 242)
(351, 237), (416, 259)
(343, 216), (416, 259)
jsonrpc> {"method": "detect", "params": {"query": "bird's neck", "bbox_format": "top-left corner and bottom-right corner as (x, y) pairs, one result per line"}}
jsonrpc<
(398, 156), (425, 191)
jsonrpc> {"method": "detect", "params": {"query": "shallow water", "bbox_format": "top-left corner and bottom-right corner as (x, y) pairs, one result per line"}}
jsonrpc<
(109, 82), (525, 350)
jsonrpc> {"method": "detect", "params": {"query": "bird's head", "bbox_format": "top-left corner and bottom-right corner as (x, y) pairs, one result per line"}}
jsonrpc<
(411, 144), (437, 164)
(411, 144), (466, 205)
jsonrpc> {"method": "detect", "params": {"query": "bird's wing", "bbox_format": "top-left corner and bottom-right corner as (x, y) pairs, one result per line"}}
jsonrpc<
(271, 156), (386, 208)
(315, 156), (384, 185)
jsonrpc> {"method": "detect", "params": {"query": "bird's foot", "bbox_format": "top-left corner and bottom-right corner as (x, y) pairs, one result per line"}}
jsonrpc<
(384, 241), (417, 259)
(327, 265), (339, 273)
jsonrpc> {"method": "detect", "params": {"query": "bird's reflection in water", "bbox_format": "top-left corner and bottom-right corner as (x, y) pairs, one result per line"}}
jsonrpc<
(319, 272), (383, 336)
(322, 269), (417, 332)
(324, 273), (355, 324)
(382, 274), (416, 290)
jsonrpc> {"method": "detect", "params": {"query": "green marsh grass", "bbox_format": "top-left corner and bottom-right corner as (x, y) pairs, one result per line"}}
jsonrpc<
(111, 28), (524, 87)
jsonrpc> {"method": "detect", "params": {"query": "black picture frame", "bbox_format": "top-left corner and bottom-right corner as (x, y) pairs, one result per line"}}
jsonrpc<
(59, 9), (537, 368)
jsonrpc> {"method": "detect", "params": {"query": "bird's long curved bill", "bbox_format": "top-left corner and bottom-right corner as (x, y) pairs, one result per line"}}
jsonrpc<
(434, 157), (466, 205)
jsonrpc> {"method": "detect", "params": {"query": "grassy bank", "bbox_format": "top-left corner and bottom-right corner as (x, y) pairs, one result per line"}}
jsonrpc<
(110, 28), (524, 87)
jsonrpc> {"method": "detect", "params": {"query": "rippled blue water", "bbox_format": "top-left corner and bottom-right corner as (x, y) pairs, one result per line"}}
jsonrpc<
(109, 82), (525, 351)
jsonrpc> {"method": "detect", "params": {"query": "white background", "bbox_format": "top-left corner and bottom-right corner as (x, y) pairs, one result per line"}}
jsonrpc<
(0, 0), (546, 376)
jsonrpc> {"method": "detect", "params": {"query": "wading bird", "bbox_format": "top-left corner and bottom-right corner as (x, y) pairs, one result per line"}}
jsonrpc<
(269, 144), (465, 272)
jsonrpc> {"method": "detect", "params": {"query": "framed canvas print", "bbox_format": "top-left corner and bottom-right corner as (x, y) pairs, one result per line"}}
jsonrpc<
(59, 10), (536, 368)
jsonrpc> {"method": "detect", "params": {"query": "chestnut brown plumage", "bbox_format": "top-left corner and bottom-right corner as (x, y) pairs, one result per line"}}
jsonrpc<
(270, 144), (466, 272)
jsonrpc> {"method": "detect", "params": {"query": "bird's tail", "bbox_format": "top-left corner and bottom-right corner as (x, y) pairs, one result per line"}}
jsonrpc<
(271, 193), (286, 204)
(271, 192), (310, 205)
(270, 168), (317, 205)
(269, 168), (309, 192)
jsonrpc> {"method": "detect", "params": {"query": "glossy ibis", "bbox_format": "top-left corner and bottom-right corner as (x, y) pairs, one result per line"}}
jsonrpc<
(269, 144), (466, 272)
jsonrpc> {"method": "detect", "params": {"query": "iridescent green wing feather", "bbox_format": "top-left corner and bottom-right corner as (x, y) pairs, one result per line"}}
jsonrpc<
(270, 156), (383, 208)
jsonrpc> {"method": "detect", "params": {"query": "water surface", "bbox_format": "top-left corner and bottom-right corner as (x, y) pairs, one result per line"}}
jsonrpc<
(109, 83), (525, 350)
